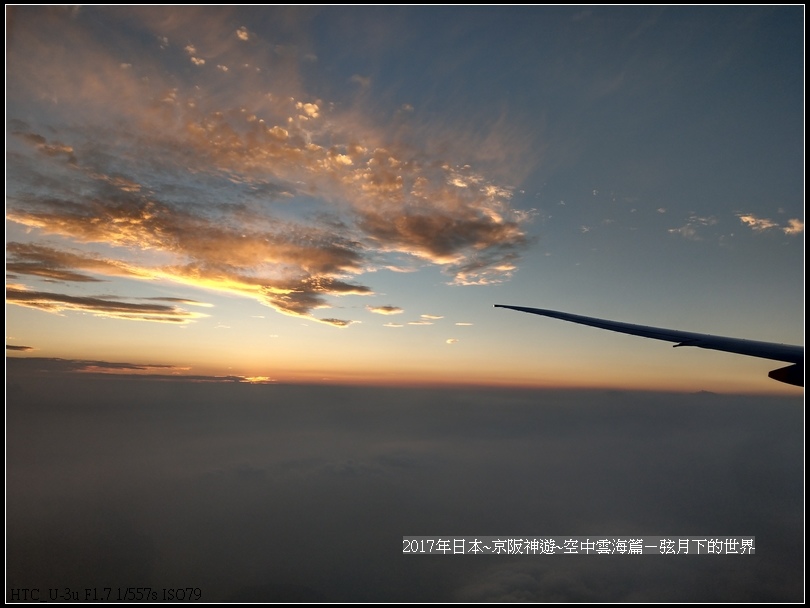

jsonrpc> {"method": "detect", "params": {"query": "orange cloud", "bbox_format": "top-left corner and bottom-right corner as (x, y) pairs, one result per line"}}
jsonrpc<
(6, 286), (207, 323)
(6, 242), (142, 282)
(737, 214), (804, 236)
(367, 305), (404, 315)
(7, 8), (533, 326)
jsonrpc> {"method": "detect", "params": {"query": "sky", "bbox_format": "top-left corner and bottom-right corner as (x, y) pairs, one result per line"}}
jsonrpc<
(5, 8), (805, 602)
(5, 6), (804, 393)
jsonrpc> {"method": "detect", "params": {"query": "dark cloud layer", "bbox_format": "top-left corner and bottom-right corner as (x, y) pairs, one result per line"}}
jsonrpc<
(6, 357), (179, 374)
(5, 357), (250, 383)
(6, 371), (803, 601)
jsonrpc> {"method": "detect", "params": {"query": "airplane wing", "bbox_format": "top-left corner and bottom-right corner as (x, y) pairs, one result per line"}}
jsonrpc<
(494, 305), (804, 387)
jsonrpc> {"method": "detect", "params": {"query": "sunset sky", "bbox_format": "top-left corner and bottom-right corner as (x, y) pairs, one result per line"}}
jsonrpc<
(6, 6), (804, 392)
(6, 8), (804, 602)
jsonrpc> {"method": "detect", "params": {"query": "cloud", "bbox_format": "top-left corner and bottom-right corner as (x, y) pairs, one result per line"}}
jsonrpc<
(12, 130), (77, 164)
(668, 215), (717, 240)
(78, 361), (180, 374)
(784, 219), (804, 235)
(455, 322), (473, 326)
(8, 122), (523, 320)
(145, 297), (213, 307)
(6, 8), (532, 327)
(243, 376), (276, 384)
(6, 286), (207, 323)
(357, 205), (526, 285)
(7, 193), (370, 326)
(5, 356), (257, 382)
(421, 314), (443, 320)
(737, 214), (803, 236)
(384, 265), (419, 273)
(295, 101), (320, 119)
(320, 318), (356, 328)
(6, 242), (142, 283)
(350, 74), (371, 88)
(5, 378), (803, 601)
(7, 356), (178, 373)
(383, 323), (403, 328)
(366, 305), (404, 315)
(6, 345), (34, 351)
(446, 338), (458, 344)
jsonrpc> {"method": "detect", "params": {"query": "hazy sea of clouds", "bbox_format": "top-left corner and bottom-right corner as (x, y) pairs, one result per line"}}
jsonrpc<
(6, 366), (803, 601)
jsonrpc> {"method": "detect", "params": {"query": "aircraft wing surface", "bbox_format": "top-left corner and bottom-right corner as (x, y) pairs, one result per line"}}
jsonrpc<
(495, 305), (804, 386)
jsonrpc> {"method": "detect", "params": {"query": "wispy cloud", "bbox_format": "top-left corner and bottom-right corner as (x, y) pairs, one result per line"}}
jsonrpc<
(6, 344), (34, 351)
(366, 305), (404, 315)
(6, 191), (370, 325)
(668, 215), (717, 240)
(784, 219), (804, 235)
(5, 355), (259, 382)
(6, 286), (207, 323)
(320, 318), (356, 328)
(7, 356), (179, 374)
(350, 74), (371, 88)
(737, 214), (803, 236)
(11, 130), (76, 163)
(145, 297), (213, 307)
(6, 242), (141, 283)
(7, 8), (532, 326)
